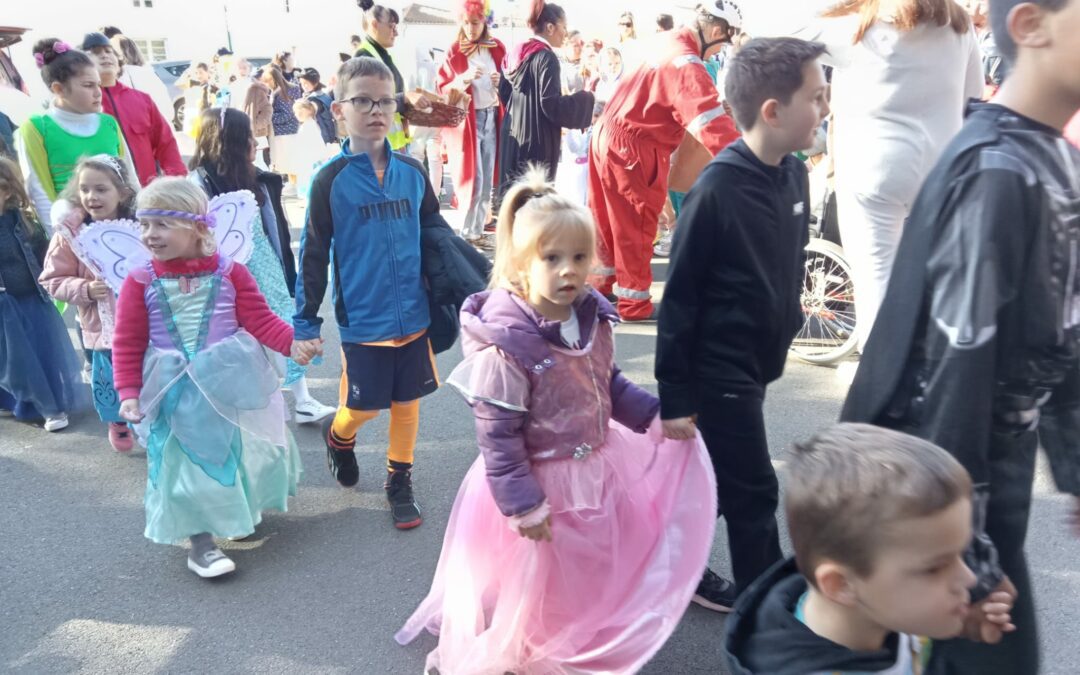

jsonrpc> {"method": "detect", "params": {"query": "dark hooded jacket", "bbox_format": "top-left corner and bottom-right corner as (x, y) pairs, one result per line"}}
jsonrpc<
(656, 139), (809, 419)
(724, 559), (925, 675)
(420, 211), (492, 353)
(498, 38), (594, 188)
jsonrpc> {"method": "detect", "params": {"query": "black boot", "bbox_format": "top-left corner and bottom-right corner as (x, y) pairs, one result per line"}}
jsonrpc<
(385, 462), (422, 529)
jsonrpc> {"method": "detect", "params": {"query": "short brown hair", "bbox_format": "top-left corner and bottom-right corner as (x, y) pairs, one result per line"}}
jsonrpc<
(334, 56), (393, 100)
(785, 423), (971, 584)
(724, 37), (827, 132)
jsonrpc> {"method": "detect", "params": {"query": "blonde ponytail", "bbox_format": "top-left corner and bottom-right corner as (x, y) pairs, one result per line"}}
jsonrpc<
(490, 164), (595, 294)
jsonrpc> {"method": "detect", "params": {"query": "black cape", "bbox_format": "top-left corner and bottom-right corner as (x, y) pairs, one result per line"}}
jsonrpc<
(840, 102), (1080, 598)
(498, 46), (593, 190)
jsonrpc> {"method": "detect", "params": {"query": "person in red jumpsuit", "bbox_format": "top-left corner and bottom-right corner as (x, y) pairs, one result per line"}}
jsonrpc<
(587, 1), (743, 321)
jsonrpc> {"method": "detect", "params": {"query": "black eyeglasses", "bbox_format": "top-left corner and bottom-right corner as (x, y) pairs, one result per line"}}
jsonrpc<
(344, 95), (397, 114)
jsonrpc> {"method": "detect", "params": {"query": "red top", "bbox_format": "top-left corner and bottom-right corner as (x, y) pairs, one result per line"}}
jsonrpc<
(437, 38), (507, 219)
(112, 254), (294, 400)
(100, 80), (187, 187)
(598, 28), (739, 157)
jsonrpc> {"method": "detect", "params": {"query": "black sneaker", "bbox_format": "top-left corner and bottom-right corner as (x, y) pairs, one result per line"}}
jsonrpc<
(324, 417), (359, 487)
(692, 568), (737, 613)
(385, 468), (422, 529)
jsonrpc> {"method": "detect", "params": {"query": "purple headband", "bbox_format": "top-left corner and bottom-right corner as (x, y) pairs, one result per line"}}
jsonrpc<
(136, 208), (216, 227)
(34, 41), (72, 68)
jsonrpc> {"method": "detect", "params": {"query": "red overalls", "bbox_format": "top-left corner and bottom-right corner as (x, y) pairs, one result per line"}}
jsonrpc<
(587, 28), (739, 319)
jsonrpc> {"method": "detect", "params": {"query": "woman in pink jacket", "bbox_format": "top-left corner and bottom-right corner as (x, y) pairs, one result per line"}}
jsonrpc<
(39, 155), (139, 451)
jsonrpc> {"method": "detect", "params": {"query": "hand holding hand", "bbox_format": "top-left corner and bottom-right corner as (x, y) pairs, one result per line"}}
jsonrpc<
(119, 398), (143, 423)
(519, 516), (553, 542)
(662, 417), (696, 441)
(962, 576), (1017, 644)
(291, 338), (323, 365)
(88, 280), (112, 301)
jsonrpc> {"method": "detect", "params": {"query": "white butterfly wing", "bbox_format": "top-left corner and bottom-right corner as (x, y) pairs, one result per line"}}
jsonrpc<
(75, 219), (151, 294)
(208, 190), (257, 265)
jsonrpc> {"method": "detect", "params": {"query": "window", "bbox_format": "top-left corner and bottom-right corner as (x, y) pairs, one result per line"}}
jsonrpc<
(133, 38), (168, 62)
(133, 0), (154, 6)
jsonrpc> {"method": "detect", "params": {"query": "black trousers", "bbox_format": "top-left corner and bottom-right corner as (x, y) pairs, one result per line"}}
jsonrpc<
(695, 386), (783, 592)
(929, 430), (1040, 674)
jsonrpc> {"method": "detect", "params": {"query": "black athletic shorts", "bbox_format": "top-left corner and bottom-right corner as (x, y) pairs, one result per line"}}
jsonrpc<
(341, 333), (439, 410)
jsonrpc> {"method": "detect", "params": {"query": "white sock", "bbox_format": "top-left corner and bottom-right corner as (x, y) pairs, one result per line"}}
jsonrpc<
(289, 377), (312, 405)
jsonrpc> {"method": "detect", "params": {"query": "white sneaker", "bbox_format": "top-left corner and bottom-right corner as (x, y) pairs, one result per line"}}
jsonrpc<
(187, 547), (236, 578)
(653, 228), (674, 258)
(294, 398), (336, 425)
(44, 414), (69, 432)
(835, 360), (859, 386)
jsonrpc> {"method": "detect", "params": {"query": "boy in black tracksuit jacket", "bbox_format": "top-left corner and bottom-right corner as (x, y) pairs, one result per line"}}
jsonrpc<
(656, 38), (828, 609)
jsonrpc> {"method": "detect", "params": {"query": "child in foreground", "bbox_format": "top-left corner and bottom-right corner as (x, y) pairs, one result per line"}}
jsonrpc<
(395, 167), (718, 673)
(724, 423), (1016, 674)
(113, 177), (302, 579)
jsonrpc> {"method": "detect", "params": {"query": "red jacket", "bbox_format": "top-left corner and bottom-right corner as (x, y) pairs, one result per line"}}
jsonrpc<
(101, 80), (186, 187)
(437, 39), (507, 217)
(598, 28), (738, 161)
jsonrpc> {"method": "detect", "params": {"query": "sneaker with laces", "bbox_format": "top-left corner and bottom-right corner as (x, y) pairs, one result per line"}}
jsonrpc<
(653, 228), (674, 258)
(386, 467), (422, 529)
(324, 417), (359, 487)
(294, 397), (336, 425)
(44, 414), (69, 432)
(692, 567), (738, 613)
(108, 422), (134, 452)
(187, 546), (236, 578)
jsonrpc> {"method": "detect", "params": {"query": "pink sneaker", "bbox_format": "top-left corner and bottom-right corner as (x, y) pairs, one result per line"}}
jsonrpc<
(108, 423), (134, 452)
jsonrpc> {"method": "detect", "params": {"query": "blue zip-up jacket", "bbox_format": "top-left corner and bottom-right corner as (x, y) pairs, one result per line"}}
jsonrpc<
(293, 138), (436, 343)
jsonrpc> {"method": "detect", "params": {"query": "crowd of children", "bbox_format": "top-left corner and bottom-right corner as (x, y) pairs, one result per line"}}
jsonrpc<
(2, 0), (1079, 672)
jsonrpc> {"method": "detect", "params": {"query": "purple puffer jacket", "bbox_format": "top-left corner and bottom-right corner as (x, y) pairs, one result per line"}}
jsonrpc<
(448, 288), (660, 517)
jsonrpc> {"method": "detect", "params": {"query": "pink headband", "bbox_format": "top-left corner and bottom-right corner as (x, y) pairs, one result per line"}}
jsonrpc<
(136, 209), (216, 227)
(34, 41), (72, 69)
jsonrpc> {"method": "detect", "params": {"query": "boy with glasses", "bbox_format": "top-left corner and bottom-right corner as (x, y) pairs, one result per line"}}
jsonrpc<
(293, 57), (441, 530)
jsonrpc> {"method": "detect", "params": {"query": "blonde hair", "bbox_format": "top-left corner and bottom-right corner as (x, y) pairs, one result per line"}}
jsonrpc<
(136, 177), (216, 256)
(491, 165), (595, 294)
(61, 154), (139, 219)
(292, 98), (317, 118)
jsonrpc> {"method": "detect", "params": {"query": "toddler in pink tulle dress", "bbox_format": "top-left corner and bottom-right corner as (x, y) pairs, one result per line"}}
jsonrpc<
(395, 167), (718, 674)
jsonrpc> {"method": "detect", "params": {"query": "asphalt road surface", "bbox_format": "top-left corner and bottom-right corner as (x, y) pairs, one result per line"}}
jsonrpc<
(2, 198), (1076, 674)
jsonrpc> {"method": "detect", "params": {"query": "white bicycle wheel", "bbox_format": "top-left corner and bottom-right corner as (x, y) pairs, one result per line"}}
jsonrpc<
(790, 239), (858, 365)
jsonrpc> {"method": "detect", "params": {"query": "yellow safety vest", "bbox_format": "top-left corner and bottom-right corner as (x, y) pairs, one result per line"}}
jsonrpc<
(356, 41), (411, 150)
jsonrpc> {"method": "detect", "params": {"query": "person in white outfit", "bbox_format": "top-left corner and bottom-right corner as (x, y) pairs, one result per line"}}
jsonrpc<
(799, 0), (983, 350)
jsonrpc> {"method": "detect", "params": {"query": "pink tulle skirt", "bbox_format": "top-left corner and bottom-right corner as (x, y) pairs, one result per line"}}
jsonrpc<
(395, 421), (717, 674)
